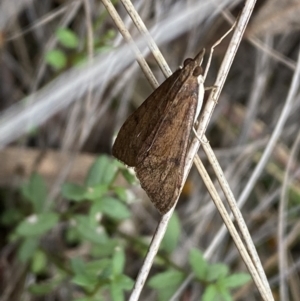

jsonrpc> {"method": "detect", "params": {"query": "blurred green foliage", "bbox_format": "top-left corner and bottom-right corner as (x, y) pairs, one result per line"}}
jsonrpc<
(45, 26), (116, 71)
(0, 154), (250, 300)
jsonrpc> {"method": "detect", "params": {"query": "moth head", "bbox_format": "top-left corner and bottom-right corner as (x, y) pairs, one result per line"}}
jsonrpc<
(183, 58), (193, 66)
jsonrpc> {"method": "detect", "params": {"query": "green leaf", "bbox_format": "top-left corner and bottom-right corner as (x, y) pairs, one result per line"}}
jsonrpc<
(85, 258), (111, 277)
(217, 287), (232, 301)
(90, 197), (130, 221)
(15, 213), (59, 237)
(91, 240), (118, 257)
(45, 49), (67, 70)
(188, 248), (207, 281)
(85, 156), (117, 187)
(148, 270), (185, 301)
(74, 215), (108, 244)
(72, 273), (97, 290)
(62, 183), (87, 201)
(29, 280), (61, 296)
(56, 28), (79, 49)
(71, 257), (86, 275)
(221, 273), (251, 288)
(94, 28), (116, 51)
(203, 284), (218, 301)
(113, 186), (129, 202)
(17, 237), (39, 262)
(215, 281), (232, 301)
(206, 264), (229, 282)
(65, 226), (80, 244)
(113, 274), (133, 290)
(112, 247), (125, 275)
(120, 167), (137, 185)
(161, 212), (181, 253)
(95, 45), (114, 54)
(148, 270), (184, 289)
(110, 281), (124, 301)
(102, 29), (116, 42)
(84, 184), (109, 201)
(31, 250), (47, 274)
(21, 173), (47, 212)
(71, 258), (98, 290)
(109, 275), (133, 301)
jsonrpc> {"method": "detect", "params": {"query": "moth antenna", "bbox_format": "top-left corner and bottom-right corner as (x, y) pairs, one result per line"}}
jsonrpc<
(203, 21), (237, 81)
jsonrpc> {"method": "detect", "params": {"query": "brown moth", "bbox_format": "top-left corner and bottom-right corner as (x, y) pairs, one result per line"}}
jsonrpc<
(112, 49), (205, 214)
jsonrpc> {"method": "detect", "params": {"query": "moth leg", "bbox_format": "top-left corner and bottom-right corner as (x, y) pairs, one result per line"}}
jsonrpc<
(192, 127), (201, 142)
(204, 85), (219, 104)
(192, 127), (209, 145)
(205, 85), (218, 91)
(192, 128), (210, 145)
(203, 20), (237, 81)
(193, 84), (217, 122)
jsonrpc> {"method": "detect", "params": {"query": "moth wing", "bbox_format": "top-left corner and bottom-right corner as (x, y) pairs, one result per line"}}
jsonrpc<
(135, 76), (199, 214)
(112, 69), (181, 167)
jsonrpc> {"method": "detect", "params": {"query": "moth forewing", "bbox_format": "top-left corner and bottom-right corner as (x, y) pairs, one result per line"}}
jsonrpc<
(112, 49), (206, 214)
(112, 69), (182, 167)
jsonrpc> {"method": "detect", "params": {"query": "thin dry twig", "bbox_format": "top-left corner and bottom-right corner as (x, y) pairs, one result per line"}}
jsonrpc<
(182, 42), (300, 301)
(102, 0), (273, 300)
(193, 153), (268, 299)
(278, 125), (300, 300)
(101, 0), (158, 89)
(120, 0), (172, 78)
(222, 9), (297, 71)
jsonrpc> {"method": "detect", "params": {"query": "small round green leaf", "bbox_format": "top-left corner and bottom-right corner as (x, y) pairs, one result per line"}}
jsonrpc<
(31, 250), (47, 273)
(112, 247), (125, 275)
(188, 248), (208, 281)
(90, 197), (130, 220)
(84, 184), (108, 201)
(113, 274), (133, 290)
(45, 49), (66, 69)
(72, 273), (97, 290)
(85, 156), (117, 187)
(221, 273), (251, 288)
(62, 183), (87, 201)
(148, 270), (185, 301)
(16, 213), (59, 237)
(160, 212), (181, 253)
(21, 173), (47, 212)
(56, 28), (79, 49)
(74, 215), (108, 244)
(17, 237), (39, 262)
(110, 281), (124, 301)
(206, 263), (229, 282)
(203, 284), (218, 301)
